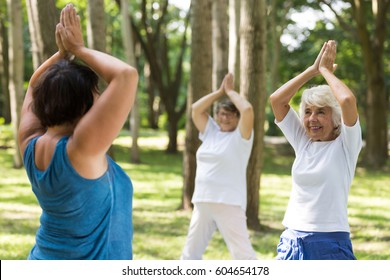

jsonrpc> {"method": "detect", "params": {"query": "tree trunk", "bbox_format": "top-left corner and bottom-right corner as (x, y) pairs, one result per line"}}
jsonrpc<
(350, 0), (389, 168)
(182, 0), (212, 210)
(266, 0), (283, 136)
(0, 16), (11, 123)
(228, 0), (240, 90)
(212, 0), (229, 91)
(130, 1), (189, 153)
(167, 114), (178, 154)
(7, 0), (24, 168)
(120, 0), (141, 163)
(240, 0), (266, 230)
(87, 0), (106, 52)
(26, 0), (57, 69)
(144, 62), (159, 129)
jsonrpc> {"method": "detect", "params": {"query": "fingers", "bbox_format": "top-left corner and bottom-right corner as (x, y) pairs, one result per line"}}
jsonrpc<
(319, 42), (327, 56)
(318, 40), (337, 74)
(76, 15), (81, 29)
(224, 73), (233, 84)
(223, 73), (234, 92)
(60, 8), (64, 26)
(55, 23), (62, 39)
(57, 4), (84, 52)
(62, 4), (77, 27)
(326, 40), (337, 56)
(313, 42), (327, 70)
(55, 23), (65, 39)
(69, 4), (77, 25)
(62, 5), (71, 27)
(325, 40), (336, 59)
(55, 24), (62, 47)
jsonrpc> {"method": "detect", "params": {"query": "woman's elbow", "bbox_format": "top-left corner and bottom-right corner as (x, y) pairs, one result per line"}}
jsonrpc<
(125, 66), (139, 82)
(268, 93), (278, 107)
(241, 104), (253, 118)
(339, 94), (357, 107)
(191, 104), (199, 119)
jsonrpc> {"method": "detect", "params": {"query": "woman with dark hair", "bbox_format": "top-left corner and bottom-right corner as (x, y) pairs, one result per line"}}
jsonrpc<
(269, 40), (362, 260)
(31, 60), (99, 128)
(18, 4), (138, 259)
(181, 73), (257, 260)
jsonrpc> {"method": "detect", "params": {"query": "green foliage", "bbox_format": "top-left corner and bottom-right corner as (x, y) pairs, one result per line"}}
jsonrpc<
(0, 126), (389, 260)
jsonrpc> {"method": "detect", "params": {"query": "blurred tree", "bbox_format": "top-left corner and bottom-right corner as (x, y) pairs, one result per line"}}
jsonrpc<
(228, 0), (240, 90)
(265, 0), (293, 136)
(212, 0), (228, 92)
(0, 2), (10, 123)
(241, 0), (267, 229)
(119, 0), (141, 163)
(182, 0), (212, 210)
(7, 0), (24, 168)
(87, 0), (106, 52)
(129, 0), (190, 153)
(319, 0), (389, 168)
(26, 0), (57, 68)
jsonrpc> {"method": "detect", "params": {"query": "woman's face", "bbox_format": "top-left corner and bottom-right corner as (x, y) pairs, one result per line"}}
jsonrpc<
(303, 105), (336, 141)
(217, 108), (239, 132)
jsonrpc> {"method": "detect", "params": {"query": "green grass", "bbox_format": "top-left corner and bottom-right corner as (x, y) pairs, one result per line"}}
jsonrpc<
(0, 125), (389, 260)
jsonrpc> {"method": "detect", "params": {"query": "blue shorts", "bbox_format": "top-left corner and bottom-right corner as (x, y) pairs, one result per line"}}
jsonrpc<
(276, 228), (356, 260)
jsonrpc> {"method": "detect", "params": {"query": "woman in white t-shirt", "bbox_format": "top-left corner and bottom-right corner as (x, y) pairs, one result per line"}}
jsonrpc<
(269, 40), (362, 260)
(181, 73), (257, 260)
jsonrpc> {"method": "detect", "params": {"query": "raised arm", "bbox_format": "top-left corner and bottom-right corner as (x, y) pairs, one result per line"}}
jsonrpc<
(223, 73), (253, 139)
(191, 84), (224, 134)
(58, 4), (138, 157)
(319, 40), (358, 126)
(18, 18), (71, 155)
(269, 42), (327, 122)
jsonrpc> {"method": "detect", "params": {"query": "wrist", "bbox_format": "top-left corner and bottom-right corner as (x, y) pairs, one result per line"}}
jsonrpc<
(68, 45), (85, 58)
(214, 88), (225, 97)
(58, 50), (67, 59)
(225, 89), (236, 99)
(319, 67), (334, 79)
(304, 66), (319, 79)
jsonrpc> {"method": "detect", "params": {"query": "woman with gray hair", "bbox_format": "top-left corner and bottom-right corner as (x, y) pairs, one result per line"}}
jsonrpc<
(269, 40), (362, 260)
(181, 73), (257, 260)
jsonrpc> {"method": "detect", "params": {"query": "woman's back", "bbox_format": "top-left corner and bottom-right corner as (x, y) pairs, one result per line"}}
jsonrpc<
(24, 136), (133, 260)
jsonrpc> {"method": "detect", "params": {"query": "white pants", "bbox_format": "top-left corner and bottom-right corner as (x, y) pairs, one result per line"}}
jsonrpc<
(181, 202), (257, 260)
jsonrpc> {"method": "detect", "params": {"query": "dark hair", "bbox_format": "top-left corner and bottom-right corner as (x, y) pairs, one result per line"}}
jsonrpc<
(32, 59), (99, 127)
(215, 98), (240, 118)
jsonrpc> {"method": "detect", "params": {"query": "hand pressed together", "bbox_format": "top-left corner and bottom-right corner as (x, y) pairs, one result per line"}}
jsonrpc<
(56, 4), (85, 55)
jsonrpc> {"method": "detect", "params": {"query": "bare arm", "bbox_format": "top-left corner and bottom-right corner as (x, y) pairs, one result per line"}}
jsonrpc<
(18, 21), (70, 155)
(191, 87), (224, 134)
(269, 42), (327, 122)
(58, 5), (138, 158)
(223, 73), (253, 139)
(319, 40), (358, 126)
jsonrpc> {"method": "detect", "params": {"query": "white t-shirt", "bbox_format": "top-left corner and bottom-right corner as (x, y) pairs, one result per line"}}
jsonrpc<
(192, 116), (254, 210)
(276, 108), (362, 232)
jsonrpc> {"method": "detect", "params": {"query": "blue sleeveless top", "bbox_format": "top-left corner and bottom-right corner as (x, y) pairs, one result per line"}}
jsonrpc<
(23, 136), (133, 260)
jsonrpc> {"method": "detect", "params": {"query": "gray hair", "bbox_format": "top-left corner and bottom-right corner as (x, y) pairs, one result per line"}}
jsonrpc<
(299, 85), (342, 136)
(215, 98), (240, 118)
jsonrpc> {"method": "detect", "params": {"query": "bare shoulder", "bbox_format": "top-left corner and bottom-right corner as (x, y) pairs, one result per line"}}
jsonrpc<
(66, 137), (108, 179)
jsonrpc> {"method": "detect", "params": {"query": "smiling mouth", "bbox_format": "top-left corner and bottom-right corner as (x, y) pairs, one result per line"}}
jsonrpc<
(309, 126), (322, 131)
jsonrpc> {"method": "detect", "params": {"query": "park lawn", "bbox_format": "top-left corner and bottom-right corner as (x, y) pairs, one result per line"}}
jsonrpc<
(0, 126), (389, 260)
